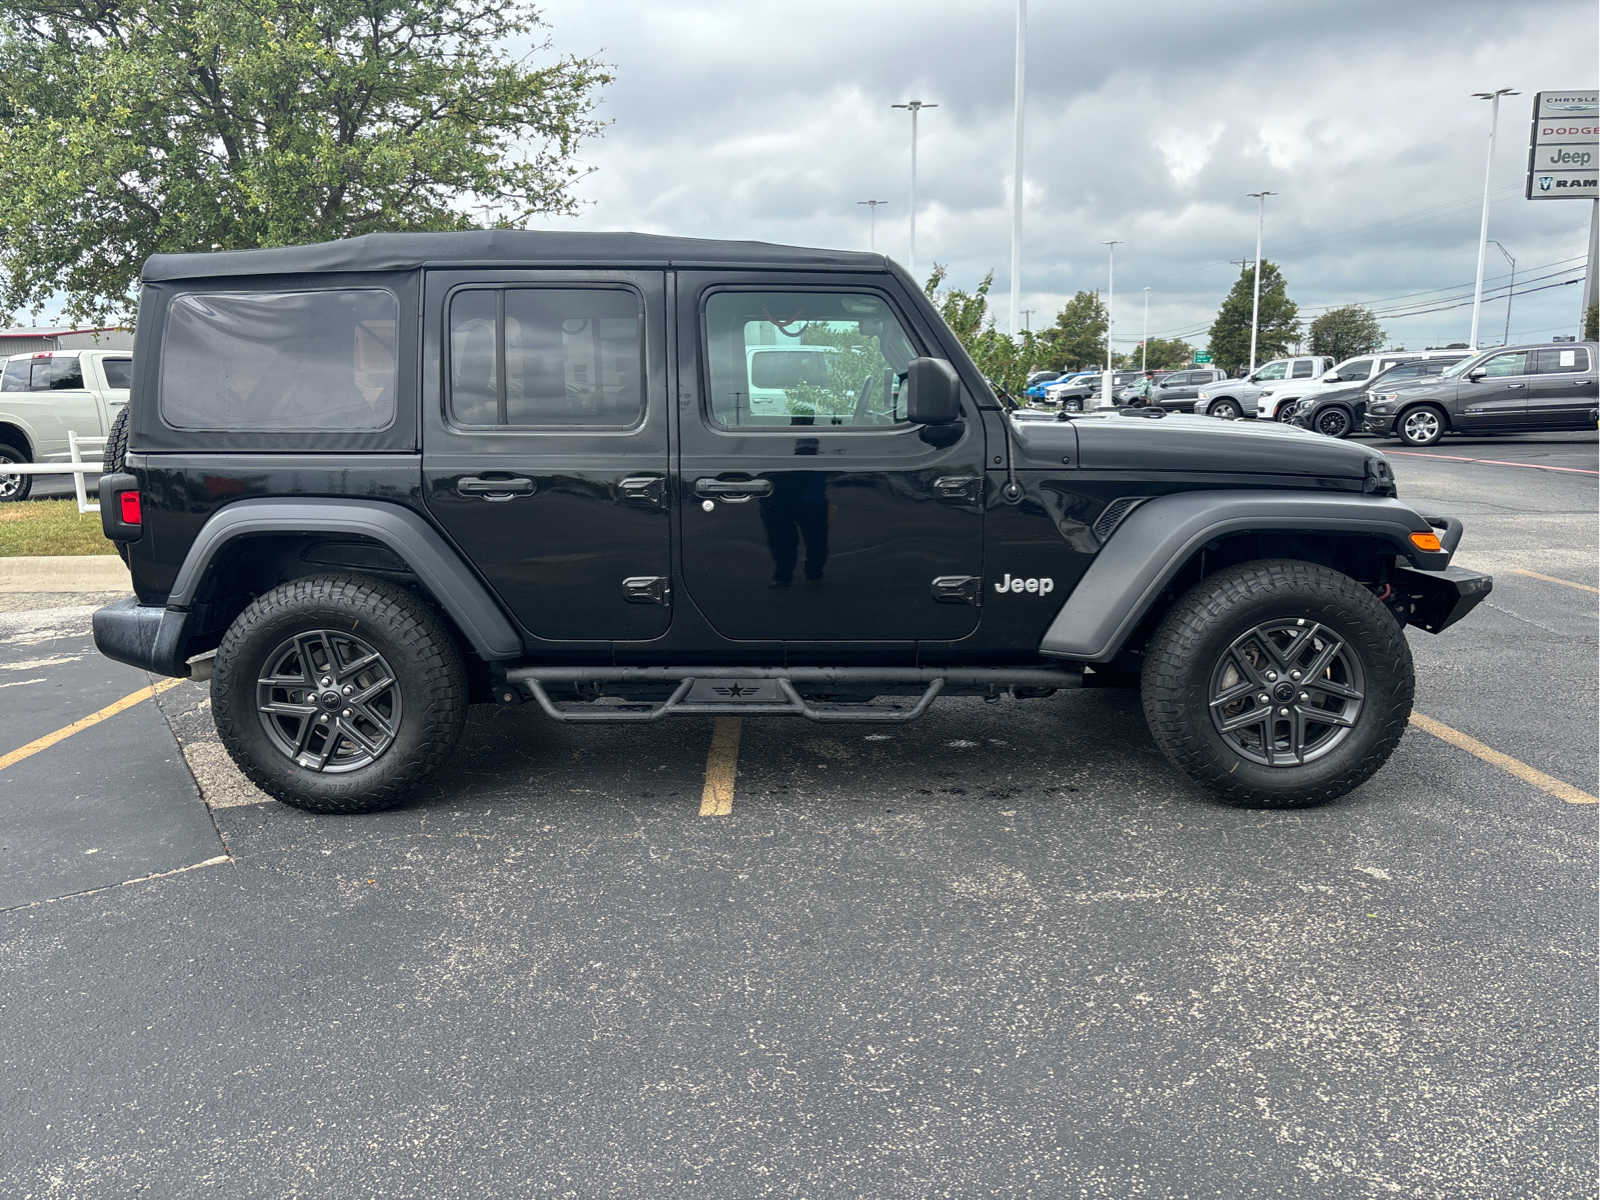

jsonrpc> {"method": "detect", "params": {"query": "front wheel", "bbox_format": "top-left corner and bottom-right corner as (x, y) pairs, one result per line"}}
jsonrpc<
(1140, 559), (1413, 807)
(1314, 406), (1353, 438)
(1208, 399), (1241, 420)
(211, 575), (468, 813)
(1397, 405), (1446, 446)
(0, 442), (33, 502)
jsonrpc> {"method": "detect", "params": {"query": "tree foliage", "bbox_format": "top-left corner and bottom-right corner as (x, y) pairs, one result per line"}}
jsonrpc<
(1585, 303), (1598, 342)
(1035, 290), (1107, 372)
(1309, 305), (1385, 361)
(0, 0), (611, 322)
(1121, 337), (1195, 371)
(1207, 260), (1299, 372)
(922, 265), (1036, 397)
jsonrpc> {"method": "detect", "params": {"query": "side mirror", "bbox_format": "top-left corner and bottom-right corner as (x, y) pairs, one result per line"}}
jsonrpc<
(1467, 367), (1486, 381)
(903, 357), (962, 424)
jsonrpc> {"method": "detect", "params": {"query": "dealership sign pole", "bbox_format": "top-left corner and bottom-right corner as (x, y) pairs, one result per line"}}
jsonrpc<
(1525, 91), (1598, 330)
(1468, 89), (1518, 351)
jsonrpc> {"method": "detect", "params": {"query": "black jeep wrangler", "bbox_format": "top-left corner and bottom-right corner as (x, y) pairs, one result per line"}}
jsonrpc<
(93, 232), (1490, 813)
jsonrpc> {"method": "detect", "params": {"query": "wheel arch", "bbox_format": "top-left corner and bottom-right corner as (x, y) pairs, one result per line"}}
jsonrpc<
(1039, 489), (1450, 664)
(0, 420), (35, 458)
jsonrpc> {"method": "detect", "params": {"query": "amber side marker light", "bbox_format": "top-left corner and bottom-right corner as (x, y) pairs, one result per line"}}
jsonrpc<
(1409, 531), (1442, 552)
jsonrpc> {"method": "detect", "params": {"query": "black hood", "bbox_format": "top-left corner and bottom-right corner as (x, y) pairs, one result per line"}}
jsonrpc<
(1009, 411), (1384, 481)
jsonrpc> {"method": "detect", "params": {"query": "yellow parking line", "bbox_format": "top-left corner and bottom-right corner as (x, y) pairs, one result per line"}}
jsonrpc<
(1510, 568), (1599, 595)
(699, 716), (742, 816)
(0, 678), (184, 774)
(1410, 712), (1597, 806)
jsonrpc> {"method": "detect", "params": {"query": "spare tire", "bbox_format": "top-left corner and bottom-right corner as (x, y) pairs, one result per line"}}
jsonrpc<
(102, 407), (131, 562)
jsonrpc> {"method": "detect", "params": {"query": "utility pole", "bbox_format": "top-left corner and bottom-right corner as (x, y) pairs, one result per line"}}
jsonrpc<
(1246, 191), (1278, 371)
(1468, 89), (1517, 350)
(1008, 0), (1026, 335)
(1102, 240), (1122, 409)
(891, 100), (937, 280)
(1019, 308), (1034, 333)
(857, 200), (888, 252)
(1141, 287), (1150, 372)
(1488, 239), (1515, 346)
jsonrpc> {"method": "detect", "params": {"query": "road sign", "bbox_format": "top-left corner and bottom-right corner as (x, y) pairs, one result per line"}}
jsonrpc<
(1528, 91), (1598, 200)
(1194, 352), (1212, 363)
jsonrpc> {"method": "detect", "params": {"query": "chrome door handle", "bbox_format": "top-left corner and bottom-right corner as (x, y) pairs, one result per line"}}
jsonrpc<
(1505, 383), (1525, 389)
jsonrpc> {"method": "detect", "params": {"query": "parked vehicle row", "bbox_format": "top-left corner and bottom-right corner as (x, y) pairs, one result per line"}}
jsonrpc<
(0, 348), (132, 501)
(1290, 355), (1469, 438)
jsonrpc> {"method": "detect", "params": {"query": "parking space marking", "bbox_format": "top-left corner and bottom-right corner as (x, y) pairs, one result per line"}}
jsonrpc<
(699, 717), (742, 816)
(1410, 712), (1597, 806)
(0, 678), (184, 774)
(1510, 567), (1599, 595)
(1385, 450), (1599, 476)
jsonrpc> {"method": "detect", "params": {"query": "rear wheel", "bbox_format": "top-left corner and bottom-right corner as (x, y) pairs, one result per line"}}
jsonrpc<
(1397, 404), (1445, 446)
(0, 441), (32, 502)
(102, 409), (131, 561)
(1314, 406), (1353, 438)
(1274, 403), (1299, 423)
(212, 575), (468, 813)
(1141, 559), (1413, 807)
(1208, 398), (1241, 420)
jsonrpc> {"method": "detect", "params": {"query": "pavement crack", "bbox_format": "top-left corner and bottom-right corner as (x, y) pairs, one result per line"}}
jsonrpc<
(0, 853), (232, 912)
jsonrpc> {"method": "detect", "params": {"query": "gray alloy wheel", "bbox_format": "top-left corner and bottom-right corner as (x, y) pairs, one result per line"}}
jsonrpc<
(1274, 403), (1299, 423)
(0, 442), (32, 502)
(1398, 405), (1445, 447)
(1208, 399), (1241, 420)
(255, 628), (402, 773)
(1315, 407), (1353, 438)
(1207, 619), (1365, 767)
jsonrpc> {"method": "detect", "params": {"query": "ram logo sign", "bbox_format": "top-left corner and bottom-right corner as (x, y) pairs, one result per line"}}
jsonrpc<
(1529, 90), (1599, 200)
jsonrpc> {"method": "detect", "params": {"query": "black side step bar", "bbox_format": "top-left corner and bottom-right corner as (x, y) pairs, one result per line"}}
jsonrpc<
(501, 665), (1082, 724)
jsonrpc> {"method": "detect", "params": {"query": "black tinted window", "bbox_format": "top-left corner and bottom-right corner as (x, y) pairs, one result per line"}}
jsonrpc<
(0, 360), (28, 392)
(161, 289), (398, 431)
(100, 358), (133, 389)
(1290, 360), (1317, 378)
(33, 356), (84, 390)
(448, 288), (645, 428)
(1534, 347), (1592, 374)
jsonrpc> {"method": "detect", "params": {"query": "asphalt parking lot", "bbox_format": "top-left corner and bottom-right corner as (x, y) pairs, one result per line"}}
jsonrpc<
(2, 433), (1595, 1198)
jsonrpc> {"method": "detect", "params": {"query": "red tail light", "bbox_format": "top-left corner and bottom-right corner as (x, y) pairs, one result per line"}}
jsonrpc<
(118, 491), (142, 525)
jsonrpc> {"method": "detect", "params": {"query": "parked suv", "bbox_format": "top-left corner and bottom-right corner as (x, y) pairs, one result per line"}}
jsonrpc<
(1044, 370), (1141, 409)
(0, 348), (132, 500)
(1363, 341), (1599, 445)
(94, 232), (1489, 814)
(1149, 367), (1228, 413)
(1293, 355), (1470, 438)
(1193, 356), (1333, 420)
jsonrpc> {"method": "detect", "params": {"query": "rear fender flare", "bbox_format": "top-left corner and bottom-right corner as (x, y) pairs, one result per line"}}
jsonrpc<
(1039, 489), (1450, 663)
(170, 498), (521, 659)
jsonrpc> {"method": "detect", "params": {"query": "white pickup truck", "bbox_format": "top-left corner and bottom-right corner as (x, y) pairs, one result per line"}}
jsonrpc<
(0, 348), (132, 500)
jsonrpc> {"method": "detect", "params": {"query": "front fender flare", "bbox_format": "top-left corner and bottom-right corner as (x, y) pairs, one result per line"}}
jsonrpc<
(1039, 489), (1451, 663)
(170, 498), (522, 660)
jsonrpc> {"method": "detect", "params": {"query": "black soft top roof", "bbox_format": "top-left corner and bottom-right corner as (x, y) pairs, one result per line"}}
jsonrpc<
(142, 230), (888, 282)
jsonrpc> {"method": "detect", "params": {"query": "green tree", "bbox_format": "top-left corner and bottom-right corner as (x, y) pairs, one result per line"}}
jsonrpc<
(1123, 337), (1196, 371)
(1036, 290), (1107, 372)
(1207, 261), (1299, 373)
(922, 265), (1035, 397)
(1309, 305), (1386, 361)
(0, 0), (611, 322)
(1584, 303), (1598, 342)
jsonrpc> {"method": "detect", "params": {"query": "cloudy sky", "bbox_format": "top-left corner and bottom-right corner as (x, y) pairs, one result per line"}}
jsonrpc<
(522, 0), (1598, 356)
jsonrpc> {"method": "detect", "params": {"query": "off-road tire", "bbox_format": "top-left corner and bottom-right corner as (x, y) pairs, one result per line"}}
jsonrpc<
(1208, 398), (1241, 420)
(1141, 558), (1413, 807)
(212, 575), (467, 813)
(102, 408), (131, 560)
(0, 441), (33, 502)
(1396, 404), (1446, 447)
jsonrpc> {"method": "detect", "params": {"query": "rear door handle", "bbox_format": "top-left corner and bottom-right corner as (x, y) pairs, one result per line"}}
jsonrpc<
(457, 475), (536, 500)
(695, 478), (773, 501)
(1505, 383), (1525, 390)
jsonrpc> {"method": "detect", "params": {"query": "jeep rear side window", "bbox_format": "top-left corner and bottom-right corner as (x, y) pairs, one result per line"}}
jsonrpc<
(702, 290), (918, 429)
(160, 289), (398, 431)
(447, 288), (644, 429)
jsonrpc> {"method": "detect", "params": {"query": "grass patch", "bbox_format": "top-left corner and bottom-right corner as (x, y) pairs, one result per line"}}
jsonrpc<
(0, 499), (116, 556)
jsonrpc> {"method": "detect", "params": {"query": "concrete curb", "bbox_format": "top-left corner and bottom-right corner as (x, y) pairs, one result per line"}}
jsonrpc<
(0, 554), (130, 593)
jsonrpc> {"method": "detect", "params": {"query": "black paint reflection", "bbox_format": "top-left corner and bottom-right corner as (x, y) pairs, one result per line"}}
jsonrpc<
(759, 438), (830, 586)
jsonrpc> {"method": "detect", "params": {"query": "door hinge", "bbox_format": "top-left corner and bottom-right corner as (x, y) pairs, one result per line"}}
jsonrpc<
(623, 576), (671, 606)
(931, 575), (980, 605)
(933, 475), (982, 503)
(618, 475), (667, 509)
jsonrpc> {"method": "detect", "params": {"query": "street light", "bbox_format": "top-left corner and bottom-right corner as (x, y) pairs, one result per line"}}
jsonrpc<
(1489, 239), (1515, 346)
(1468, 89), (1519, 350)
(891, 100), (938, 279)
(1008, 0), (1026, 335)
(1141, 286), (1151, 372)
(1102, 239), (1122, 409)
(1246, 190), (1278, 372)
(857, 200), (888, 252)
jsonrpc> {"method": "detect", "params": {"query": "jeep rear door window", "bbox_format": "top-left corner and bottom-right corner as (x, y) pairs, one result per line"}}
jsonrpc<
(160, 289), (398, 431)
(447, 288), (644, 428)
(702, 290), (917, 428)
(100, 357), (133, 389)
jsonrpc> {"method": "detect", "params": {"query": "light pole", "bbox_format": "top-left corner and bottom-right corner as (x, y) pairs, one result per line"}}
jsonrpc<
(1008, 0), (1026, 335)
(857, 200), (888, 252)
(1101, 239), (1122, 409)
(1141, 287), (1150, 372)
(1468, 89), (1518, 350)
(1488, 239), (1515, 346)
(1246, 190), (1277, 372)
(891, 100), (937, 280)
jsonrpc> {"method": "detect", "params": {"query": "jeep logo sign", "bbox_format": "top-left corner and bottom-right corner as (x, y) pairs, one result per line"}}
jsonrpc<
(994, 574), (1054, 595)
(1529, 90), (1599, 200)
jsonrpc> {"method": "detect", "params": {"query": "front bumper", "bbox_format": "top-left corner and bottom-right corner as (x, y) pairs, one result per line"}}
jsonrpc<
(93, 598), (192, 677)
(1391, 563), (1492, 633)
(1363, 412), (1396, 434)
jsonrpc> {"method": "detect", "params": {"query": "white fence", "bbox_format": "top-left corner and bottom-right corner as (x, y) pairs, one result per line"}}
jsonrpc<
(3, 433), (108, 514)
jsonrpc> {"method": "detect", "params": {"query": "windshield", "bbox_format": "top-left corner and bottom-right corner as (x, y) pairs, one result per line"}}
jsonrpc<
(1438, 355), (1479, 378)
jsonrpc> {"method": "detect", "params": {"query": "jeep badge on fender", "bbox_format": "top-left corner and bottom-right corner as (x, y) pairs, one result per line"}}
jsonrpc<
(91, 230), (1491, 814)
